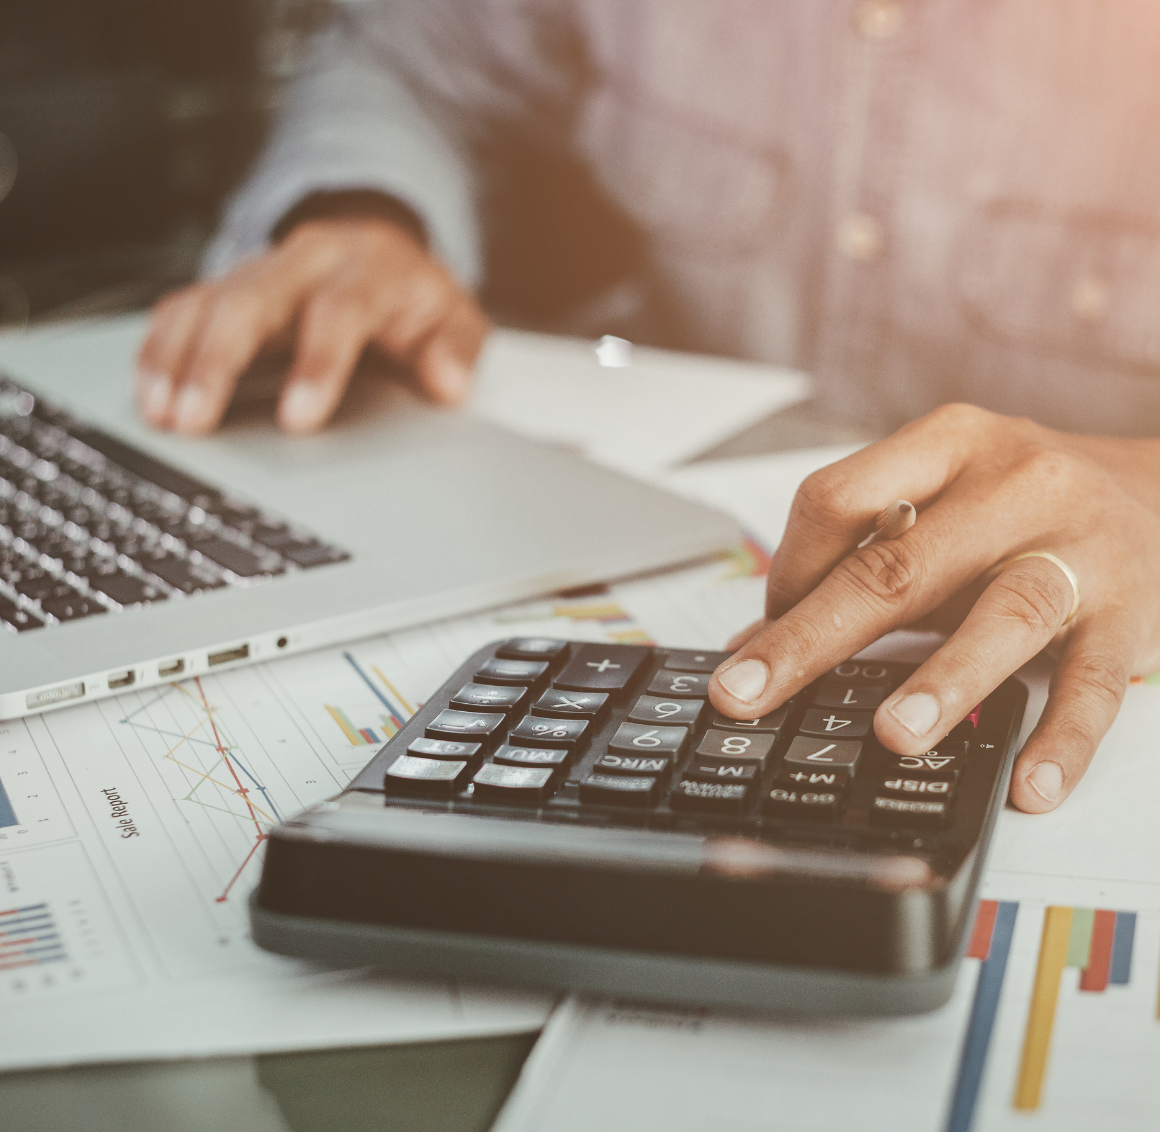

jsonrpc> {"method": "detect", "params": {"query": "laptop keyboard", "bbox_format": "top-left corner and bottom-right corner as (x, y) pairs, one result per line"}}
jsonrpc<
(0, 376), (349, 633)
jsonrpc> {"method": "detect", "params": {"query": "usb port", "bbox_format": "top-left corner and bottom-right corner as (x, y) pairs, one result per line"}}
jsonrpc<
(208, 644), (249, 667)
(158, 659), (185, 678)
(108, 670), (136, 690)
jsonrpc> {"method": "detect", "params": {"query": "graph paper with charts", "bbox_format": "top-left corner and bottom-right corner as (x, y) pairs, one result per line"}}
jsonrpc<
(0, 544), (765, 1071)
(494, 652), (1160, 1132)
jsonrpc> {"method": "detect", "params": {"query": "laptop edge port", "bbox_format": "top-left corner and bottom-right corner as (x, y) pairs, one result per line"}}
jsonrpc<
(158, 659), (185, 678)
(108, 670), (136, 690)
(208, 644), (250, 667)
(26, 682), (85, 710)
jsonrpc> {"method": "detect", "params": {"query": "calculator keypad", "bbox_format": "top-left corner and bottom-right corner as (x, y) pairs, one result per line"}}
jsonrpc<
(376, 639), (989, 836)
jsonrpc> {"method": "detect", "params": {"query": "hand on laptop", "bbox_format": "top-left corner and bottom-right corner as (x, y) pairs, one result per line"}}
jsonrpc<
(136, 215), (489, 434)
(708, 403), (1160, 815)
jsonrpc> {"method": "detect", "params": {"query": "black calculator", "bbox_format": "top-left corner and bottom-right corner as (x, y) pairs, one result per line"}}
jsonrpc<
(251, 639), (1026, 1015)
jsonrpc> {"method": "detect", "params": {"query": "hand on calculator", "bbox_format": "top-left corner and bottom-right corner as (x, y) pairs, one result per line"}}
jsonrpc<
(710, 404), (1160, 817)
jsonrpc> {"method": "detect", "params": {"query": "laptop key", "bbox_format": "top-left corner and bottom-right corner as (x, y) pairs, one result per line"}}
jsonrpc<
(41, 594), (107, 621)
(139, 550), (226, 594)
(0, 597), (43, 632)
(84, 569), (166, 608)
(187, 535), (271, 579)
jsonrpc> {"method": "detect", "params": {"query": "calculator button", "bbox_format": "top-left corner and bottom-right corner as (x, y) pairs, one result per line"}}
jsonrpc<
(880, 742), (967, 779)
(798, 708), (873, 739)
(629, 696), (706, 729)
(812, 683), (886, 710)
(475, 657), (550, 691)
(426, 709), (506, 749)
(663, 650), (725, 673)
(407, 737), (483, 762)
(554, 644), (649, 695)
(763, 786), (841, 821)
(710, 706), (790, 733)
(670, 779), (751, 815)
(385, 754), (471, 796)
(510, 715), (590, 751)
(495, 637), (569, 664)
(472, 763), (555, 804)
(829, 661), (892, 684)
(776, 767), (850, 793)
(532, 689), (610, 720)
(593, 753), (672, 777)
(449, 682), (529, 717)
(579, 773), (658, 807)
(870, 795), (948, 826)
(492, 745), (571, 769)
(646, 670), (710, 698)
(608, 722), (689, 760)
(877, 775), (956, 800)
(684, 759), (759, 785)
(782, 736), (862, 772)
(695, 729), (776, 765)
(947, 705), (982, 741)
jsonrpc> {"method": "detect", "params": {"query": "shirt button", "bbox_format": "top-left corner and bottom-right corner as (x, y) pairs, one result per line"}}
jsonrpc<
(1070, 275), (1110, 321)
(855, 0), (906, 39)
(836, 214), (885, 262)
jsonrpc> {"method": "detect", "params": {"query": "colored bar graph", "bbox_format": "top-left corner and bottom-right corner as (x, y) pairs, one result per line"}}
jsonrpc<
(326, 705), (384, 747)
(0, 902), (66, 971)
(0, 777), (17, 828)
(946, 900), (1018, 1132)
(1013, 906), (1137, 1112)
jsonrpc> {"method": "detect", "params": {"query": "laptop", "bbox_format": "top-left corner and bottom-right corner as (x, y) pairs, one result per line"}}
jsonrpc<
(0, 316), (740, 720)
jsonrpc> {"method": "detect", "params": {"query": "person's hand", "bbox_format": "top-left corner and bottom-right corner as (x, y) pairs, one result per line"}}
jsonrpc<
(707, 403), (1160, 814)
(136, 216), (490, 434)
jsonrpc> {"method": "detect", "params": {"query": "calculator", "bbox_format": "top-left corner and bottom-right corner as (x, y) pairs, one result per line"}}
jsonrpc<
(250, 639), (1027, 1015)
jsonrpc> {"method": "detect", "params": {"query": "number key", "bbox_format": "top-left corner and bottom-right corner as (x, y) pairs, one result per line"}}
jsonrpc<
(798, 708), (872, 738)
(710, 705), (789, 733)
(695, 729), (775, 765)
(812, 683), (886, 710)
(629, 695), (705, 728)
(782, 736), (862, 772)
(646, 670), (710, 698)
(608, 722), (689, 760)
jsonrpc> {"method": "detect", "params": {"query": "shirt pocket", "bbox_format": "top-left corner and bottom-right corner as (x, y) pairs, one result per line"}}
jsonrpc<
(575, 76), (792, 259)
(957, 199), (1160, 375)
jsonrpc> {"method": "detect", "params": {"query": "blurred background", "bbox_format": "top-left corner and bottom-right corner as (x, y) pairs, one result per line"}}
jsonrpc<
(0, 0), (644, 336)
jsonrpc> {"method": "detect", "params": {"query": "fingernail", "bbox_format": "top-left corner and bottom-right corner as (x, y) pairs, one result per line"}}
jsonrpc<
(140, 371), (171, 422)
(173, 383), (208, 432)
(1028, 761), (1063, 804)
(280, 381), (327, 431)
(717, 659), (768, 703)
(431, 359), (471, 403)
(888, 692), (941, 737)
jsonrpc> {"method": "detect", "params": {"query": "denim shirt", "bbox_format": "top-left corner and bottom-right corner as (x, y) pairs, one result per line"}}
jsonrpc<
(207, 0), (1160, 435)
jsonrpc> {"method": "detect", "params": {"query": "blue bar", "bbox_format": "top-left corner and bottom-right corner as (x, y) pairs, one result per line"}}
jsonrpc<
(0, 778), (17, 829)
(945, 901), (1019, 1132)
(1109, 911), (1136, 985)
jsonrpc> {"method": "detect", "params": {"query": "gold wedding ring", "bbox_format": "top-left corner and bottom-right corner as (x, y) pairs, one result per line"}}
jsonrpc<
(1009, 551), (1081, 625)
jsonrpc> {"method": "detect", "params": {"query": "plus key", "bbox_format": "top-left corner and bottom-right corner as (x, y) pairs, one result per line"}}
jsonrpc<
(553, 644), (649, 695)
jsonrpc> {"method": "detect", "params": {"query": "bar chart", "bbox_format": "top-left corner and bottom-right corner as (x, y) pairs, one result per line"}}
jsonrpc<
(0, 777), (17, 828)
(324, 653), (415, 747)
(0, 901), (66, 973)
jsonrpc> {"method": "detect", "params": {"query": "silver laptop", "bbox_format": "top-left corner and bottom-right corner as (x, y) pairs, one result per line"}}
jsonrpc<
(0, 317), (739, 720)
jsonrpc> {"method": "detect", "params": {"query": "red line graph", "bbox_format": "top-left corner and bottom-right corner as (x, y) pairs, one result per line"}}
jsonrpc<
(194, 677), (269, 904)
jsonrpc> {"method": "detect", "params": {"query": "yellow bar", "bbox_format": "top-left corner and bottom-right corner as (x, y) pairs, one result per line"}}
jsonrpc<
(1014, 905), (1073, 1110)
(325, 704), (362, 746)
